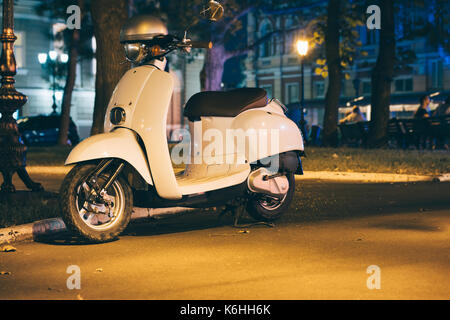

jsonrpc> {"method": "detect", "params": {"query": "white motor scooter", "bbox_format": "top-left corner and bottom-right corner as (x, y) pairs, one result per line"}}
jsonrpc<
(60, 2), (304, 242)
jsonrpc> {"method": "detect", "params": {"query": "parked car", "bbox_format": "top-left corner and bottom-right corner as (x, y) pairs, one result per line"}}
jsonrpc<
(17, 115), (80, 146)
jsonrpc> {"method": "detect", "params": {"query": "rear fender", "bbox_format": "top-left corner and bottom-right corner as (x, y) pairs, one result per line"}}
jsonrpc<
(231, 110), (304, 164)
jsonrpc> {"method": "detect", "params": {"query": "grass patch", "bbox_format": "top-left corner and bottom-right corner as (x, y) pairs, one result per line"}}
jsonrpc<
(302, 148), (449, 176)
(27, 146), (72, 166)
(25, 145), (449, 176)
(0, 192), (60, 228)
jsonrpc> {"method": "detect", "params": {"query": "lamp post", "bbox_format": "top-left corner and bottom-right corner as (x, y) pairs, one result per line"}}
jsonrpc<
(296, 39), (309, 140)
(38, 51), (69, 114)
(0, 0), (43, 192)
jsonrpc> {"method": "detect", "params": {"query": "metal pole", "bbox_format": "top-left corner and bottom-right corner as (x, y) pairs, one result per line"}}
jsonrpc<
(52, 61), (57, 114)
(0, 0), (43, 192)
(299, 57), (307, 140)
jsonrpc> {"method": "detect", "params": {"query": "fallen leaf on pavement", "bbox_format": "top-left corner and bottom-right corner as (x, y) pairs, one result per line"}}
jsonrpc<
(95, 268), (103, 273)
(1, 245), (17, 252)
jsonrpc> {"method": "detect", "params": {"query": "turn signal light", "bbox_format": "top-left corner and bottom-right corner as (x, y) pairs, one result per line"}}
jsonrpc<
(151, 45), (162, 57)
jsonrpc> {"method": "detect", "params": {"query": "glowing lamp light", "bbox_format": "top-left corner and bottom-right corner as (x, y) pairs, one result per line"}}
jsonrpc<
(296, 40), (309, 57)
(55, 91), (63, 101)
(38, 53), (48, 64)
(60, 53), (69, 63)
(49, 50), (58, 61)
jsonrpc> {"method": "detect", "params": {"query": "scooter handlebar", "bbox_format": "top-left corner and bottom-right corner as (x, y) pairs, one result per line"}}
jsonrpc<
(189, 41), (213, 49)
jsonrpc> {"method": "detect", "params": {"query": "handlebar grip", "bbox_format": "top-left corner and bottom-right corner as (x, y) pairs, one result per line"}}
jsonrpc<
(189, 41), (213, 49)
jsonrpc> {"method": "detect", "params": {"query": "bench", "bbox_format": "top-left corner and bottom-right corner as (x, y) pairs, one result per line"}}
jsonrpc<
(387, 116), (449, 149)
(338, 121), (369, 147)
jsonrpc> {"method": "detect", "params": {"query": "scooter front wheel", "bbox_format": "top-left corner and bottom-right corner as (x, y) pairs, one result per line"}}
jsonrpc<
(60, 163), (133, 242)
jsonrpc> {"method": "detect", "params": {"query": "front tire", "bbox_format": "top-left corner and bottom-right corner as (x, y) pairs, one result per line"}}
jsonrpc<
(246, 173), (295, 222)
(60, 163), (133, 242)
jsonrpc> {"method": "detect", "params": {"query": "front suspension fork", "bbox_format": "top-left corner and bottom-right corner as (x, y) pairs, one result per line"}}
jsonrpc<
(86, 159), (125, 200)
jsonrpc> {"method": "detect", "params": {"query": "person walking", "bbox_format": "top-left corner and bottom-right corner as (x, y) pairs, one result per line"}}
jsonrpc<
(414, 95), (431, 119)
(413, 95), (431, 149)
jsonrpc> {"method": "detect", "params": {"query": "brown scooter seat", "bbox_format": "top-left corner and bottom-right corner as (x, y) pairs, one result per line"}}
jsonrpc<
(184, 88), (268, 120)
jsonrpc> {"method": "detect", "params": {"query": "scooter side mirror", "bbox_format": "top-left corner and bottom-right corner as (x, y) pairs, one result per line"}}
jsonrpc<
(201, 0), (224, 22)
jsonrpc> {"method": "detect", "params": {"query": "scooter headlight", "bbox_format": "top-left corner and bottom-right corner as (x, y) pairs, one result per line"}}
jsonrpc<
(124, 43), (146, 64)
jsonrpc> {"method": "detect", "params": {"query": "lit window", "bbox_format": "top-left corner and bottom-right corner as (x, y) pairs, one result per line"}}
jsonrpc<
(394, 78), (413, 92)
(362, 81), (371, 95)
(15, 31), (25, 68)
(314, 81), (325, 98)
(261, 85), (273, 99)
(259, 21), (274, 58)
(286, 83), (299, 104)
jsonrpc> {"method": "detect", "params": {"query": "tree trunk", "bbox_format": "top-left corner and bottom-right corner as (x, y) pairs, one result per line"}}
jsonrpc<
(201, 45), (227, 91)
(57, 29), (79, 146)
(322, 0), (342, 147)
(57, 0), (85, 146)
(368, 0), (395, 148)
(90, 0), (129, 135)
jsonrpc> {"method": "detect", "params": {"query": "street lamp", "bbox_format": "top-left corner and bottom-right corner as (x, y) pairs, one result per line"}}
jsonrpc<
(0, 0), (43, 192)
(296, 39), (309, 140)
(38, 51), (68, 114)
(38, 53), (48, 64)
(60, 53), (69, 63)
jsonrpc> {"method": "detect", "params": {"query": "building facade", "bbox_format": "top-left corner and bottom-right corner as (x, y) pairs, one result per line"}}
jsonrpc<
(244, 2), (450, 127)
(12, 0), (96, 139)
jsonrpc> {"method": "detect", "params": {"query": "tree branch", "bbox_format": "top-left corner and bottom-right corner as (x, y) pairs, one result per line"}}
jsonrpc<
(225, 26), (298, 60)
(222, 5), (255, 37)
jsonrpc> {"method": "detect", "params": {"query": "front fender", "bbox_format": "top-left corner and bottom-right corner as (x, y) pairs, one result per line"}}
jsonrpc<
(65, 128), (153, 184)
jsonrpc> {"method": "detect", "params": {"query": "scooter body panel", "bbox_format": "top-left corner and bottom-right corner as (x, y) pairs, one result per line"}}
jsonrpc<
(65, 127), (153, 184)
(231, 103), (304, 164)
(104, 65), (182, 200)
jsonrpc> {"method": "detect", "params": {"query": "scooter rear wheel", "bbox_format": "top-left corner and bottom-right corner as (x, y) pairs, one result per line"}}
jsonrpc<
(246, 173), (295, 222)
(60, 163), (133, 242)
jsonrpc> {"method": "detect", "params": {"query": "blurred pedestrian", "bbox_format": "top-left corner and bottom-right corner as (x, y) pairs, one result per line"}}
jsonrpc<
(413, 95), (432, 149)
(339, 106), (366, 124)
(414, 95), (431, 119)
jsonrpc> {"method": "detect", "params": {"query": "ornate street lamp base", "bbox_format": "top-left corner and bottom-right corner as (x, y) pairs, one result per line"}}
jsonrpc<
(0, 89), (43, 193)
(0, 0), (43, 193)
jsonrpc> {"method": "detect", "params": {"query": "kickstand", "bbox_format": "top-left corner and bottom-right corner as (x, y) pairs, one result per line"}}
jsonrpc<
(218, 201), (275, 229)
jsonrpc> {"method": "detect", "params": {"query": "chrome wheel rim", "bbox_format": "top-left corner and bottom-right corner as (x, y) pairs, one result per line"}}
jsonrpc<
(258, 193), (287, 211)
(75, 176), (125, 231)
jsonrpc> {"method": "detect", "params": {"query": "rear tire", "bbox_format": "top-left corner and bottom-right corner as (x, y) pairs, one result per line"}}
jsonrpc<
(60, 163), (133, 243)
(246, 173), (295, 222)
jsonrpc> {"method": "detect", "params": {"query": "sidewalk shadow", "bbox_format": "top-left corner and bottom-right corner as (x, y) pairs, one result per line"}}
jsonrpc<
(34, 231), (120, 246)
(123, 210), (237, 238)
(368, 218), (441, 232)
(33, 208), (265, 245)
